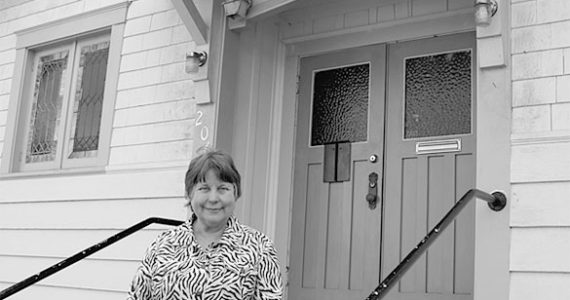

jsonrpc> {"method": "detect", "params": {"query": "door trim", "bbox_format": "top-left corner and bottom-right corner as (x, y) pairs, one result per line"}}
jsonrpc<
(267, 9), (510, 300)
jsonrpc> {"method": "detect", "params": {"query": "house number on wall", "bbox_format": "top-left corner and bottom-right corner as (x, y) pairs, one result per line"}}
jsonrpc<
(196, 110), (209, 141)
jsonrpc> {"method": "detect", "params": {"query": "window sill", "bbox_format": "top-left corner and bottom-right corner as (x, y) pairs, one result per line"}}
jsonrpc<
(0, 166), (107, 180)
(104, 160), (190, 172)
(0, 160), (191, 181)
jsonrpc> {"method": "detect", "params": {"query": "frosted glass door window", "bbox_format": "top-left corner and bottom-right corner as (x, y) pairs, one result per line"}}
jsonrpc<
(310, 63), (369, 146)
(404, 50), (472, 139)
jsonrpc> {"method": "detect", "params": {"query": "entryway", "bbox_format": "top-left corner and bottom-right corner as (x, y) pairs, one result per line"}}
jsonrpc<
(289, 32), (476, 300)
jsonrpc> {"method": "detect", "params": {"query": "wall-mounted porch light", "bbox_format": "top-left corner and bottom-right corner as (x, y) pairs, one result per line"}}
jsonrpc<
(474, 0), (498, 26)
(222, 0), (252, 19)
(185, 51), (207, 74)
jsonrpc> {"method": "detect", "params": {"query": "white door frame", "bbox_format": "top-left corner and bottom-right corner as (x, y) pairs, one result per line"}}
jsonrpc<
(267, 7), (510, 300)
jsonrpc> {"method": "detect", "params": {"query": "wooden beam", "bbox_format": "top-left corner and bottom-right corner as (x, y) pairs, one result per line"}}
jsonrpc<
(227, 0), (298, 30)
(171, 0), (208, 45)
(248, 0), (298, 20)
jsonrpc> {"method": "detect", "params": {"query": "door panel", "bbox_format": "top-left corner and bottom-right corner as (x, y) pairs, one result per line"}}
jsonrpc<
(383, 32), (476, 299)
(290, 44), (386, 300)
(290, 32), (475, 300)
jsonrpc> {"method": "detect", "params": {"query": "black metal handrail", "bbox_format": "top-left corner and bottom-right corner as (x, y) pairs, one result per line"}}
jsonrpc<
(0, 217), (184, 300)
(365, 188), (507, 300)
(0, 190), (506, 300)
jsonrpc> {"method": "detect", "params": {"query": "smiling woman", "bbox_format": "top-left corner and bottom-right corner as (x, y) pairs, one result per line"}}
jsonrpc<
(127, 149), (283, 300)
(185, 150), (241, 247)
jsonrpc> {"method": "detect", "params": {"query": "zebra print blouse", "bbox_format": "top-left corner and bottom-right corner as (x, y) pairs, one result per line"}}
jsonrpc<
(127, 215), (283, 300)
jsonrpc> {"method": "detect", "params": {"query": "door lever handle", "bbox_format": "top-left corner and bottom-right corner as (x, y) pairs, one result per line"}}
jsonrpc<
(366, 172), (379, 209)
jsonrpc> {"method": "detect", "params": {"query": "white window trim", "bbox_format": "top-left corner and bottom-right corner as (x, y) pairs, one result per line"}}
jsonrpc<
(0, 2), (128, 176)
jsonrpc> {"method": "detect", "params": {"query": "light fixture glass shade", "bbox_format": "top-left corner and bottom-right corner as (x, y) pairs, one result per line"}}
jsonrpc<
(475, 4), (491, 25)
(474, 0), (498, 26)
(185, 51), (207, 74)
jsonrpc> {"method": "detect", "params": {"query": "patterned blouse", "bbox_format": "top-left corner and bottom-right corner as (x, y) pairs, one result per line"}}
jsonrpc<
(127, 215), (283, 300)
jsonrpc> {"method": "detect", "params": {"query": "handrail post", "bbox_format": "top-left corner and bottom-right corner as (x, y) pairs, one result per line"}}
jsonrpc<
(365, 188), (506, 300)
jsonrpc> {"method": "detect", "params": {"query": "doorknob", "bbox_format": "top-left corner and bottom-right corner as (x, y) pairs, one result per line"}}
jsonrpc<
(366, 172), (379, 209)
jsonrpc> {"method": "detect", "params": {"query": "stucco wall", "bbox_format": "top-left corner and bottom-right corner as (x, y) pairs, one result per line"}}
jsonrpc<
(510, 0), (570, 299)
(0, 0), (198, 298)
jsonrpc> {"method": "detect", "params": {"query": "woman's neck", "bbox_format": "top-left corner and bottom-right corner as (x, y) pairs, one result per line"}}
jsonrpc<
(193, 220), (226, 248)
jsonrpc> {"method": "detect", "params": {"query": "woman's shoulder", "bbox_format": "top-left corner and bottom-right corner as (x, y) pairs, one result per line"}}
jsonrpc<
(152, 220), (193, 247)
(234, 219), (276, 248)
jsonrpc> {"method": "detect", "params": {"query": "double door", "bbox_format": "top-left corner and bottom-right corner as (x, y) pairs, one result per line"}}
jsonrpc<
(289, 32), (476, 300)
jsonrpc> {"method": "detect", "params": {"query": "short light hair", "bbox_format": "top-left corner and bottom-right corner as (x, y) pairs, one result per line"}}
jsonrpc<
(184, 149), (242, 204)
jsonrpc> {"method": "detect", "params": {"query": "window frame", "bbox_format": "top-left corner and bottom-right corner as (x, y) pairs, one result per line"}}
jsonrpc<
(0, 3), (127, 175)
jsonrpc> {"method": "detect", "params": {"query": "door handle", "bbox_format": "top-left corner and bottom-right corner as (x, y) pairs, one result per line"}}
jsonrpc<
(366, 172), (379, 209)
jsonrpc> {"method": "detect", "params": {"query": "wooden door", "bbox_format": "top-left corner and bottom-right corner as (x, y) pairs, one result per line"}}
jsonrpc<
(289, 44), (386, 300)
(382, 32), (476, 300)
(289, 32), (476, 300)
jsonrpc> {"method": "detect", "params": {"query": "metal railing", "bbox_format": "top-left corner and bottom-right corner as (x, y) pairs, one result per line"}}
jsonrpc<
(0, 217), (184, 300)
(365, 188), (507, 300)
(0, 189), (506, 300)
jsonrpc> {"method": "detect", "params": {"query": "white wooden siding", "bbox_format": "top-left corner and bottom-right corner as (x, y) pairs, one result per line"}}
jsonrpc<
(511, 0), (570, 299)
(113, 99), (195, 128)
(0, 229), (166, 260)
(0, 168), (184, 201)
(111, 119), (194, 146)
(511, 227), (570, 272)
(511, 181), (570, 226)
(512, 141), (570, 182)
(0, 282), (127, 300)
(109, 140), (194, 165)
(115, 80), (194, 109)
(0, 94), (8, 110)
(0, 256), (138, 291)
(0, 198), (186, 229)
(510, 273), (570, 300)
(0, 0), (199, 298)
(279, 0), (472, 41)
(112, 1), (195, 167)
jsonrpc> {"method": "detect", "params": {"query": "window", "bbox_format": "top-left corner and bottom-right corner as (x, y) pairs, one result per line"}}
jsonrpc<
(21, 35), (110, 171)
(1, 3), (126, 174)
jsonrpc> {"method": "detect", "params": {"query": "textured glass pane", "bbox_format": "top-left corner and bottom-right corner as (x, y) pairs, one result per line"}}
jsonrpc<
(26, 50), (69, 163)
(404, 50), (472, 139)
(68, 41), (109, 159)
(311, 63), (369, 146)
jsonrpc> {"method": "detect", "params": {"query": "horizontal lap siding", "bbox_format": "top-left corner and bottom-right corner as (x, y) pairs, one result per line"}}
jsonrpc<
(0, 256), (139, 292)
(510, 273), (570, 300)
(0, 282), (127, 300)
(0, 197), (186, 229)
(511, 181), (570, 226)
(0, 171), (188, 295)
(0, 0), (198, 298)
(0, 229), (166, 261)
(279, 0), (471, 40)
(0, 168), (185, 202)
(511, 142), (570, 182)
(511, 1), (570, 299)
(511, 227), (570, 272)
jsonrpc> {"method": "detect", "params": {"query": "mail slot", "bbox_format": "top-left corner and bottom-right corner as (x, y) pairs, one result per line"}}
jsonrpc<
(323, 141), (351, 182)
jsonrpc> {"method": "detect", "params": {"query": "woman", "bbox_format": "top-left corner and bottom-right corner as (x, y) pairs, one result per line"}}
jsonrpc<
(127, 150), (283, 300)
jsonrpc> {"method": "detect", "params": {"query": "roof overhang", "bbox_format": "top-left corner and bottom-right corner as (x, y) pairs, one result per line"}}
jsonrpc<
(171, 0), (210, 45)
(248, 0), (298, 20)
(172, 0), (299, 31)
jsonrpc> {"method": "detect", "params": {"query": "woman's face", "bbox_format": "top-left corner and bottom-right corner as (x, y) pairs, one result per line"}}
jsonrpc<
(190, 169), (237, 230)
